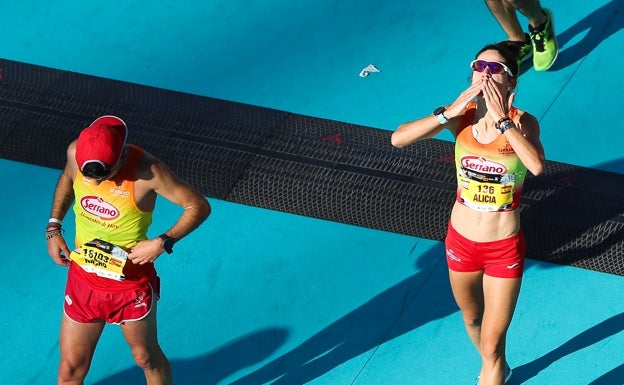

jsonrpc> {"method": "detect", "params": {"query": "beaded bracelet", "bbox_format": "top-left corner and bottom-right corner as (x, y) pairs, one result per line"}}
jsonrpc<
(45, 226), (64, 241)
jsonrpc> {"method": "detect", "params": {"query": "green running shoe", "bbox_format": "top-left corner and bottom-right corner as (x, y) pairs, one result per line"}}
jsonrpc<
(500, 33), (532, 70)
(529, 8), (558, 71)
(517, 33), (533, 65)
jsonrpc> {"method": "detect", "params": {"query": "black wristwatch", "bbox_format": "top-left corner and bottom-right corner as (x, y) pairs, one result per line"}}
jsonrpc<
(158, 234), (176, 254)
(433, 106), (449, 125)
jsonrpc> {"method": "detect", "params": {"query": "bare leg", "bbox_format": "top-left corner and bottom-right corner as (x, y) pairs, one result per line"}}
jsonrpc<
(58, 314), (105, 385)
(120, 301), (172, 385)
(479, 274), (522, 385)
(449, 270), (522, 385)
(449, 270), (485, 353)
(484, 0), (526, 41)
(507, 0), (547, 28)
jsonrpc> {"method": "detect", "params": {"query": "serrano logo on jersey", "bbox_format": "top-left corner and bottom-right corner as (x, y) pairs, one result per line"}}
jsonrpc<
(80, 196), (120, 220)
(461, 156), (507, 174)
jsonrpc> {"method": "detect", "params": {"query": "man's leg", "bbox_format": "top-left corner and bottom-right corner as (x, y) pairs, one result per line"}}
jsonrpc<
(58, 314), (105, 385)
(120, 301), (172, 385)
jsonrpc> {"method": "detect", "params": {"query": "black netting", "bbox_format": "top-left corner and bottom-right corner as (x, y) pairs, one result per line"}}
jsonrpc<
(1, 58), (623, 276)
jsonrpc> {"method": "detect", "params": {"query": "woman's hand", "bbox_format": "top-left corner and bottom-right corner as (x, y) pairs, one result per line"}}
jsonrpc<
(445, 81), (483, 120)
(481, 75), (515, 122)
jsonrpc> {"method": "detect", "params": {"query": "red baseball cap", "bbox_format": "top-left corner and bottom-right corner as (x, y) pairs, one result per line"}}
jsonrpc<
(75, 115), (128, 171)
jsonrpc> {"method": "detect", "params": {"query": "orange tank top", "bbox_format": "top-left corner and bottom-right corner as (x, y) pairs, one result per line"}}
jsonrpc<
(454, 102), (527, 212)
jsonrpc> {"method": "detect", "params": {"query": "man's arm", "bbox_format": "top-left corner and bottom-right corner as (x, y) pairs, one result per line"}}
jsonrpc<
(152, 160), (212, 241)
(128, 154), (211, 264)
(46, 142), (78, 266)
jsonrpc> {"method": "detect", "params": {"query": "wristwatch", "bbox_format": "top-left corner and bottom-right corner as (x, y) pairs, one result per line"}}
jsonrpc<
(158, 234), (176, 254)
(433, 106), (449, 125)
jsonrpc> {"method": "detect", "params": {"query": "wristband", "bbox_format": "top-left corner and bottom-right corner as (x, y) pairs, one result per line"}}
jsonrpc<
(433, 106), (449, 125)
(496, 116), (512, 126)
(498, 120), (516, 134)
(495, 116), (514, 134)
(49, 218), (62, 225)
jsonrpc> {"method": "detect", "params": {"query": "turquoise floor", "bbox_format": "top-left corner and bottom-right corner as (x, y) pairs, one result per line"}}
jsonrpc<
(1, 1), (624, 384)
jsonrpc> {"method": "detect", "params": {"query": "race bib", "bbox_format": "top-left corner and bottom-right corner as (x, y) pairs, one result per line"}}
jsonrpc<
(70, 239), (128, 281)
(458, 169), (515, 211)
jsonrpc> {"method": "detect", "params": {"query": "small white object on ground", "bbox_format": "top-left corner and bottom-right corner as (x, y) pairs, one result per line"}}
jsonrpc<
(359, 64), (380, 77)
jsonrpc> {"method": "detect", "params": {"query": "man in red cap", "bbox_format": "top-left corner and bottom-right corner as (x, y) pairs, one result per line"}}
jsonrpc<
(45, 115), (211, 385)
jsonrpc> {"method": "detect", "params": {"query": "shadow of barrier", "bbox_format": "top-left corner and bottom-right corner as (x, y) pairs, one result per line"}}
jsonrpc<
(1, 58), (622, 275)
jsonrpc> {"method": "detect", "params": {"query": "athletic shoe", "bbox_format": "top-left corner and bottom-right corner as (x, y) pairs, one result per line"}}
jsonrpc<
(501, 33), (533, 69)
(474, 363), (512, 384)
(504, 363), (513, 383)
(517, 34), (533, 65)
(529, 8), (558, 71)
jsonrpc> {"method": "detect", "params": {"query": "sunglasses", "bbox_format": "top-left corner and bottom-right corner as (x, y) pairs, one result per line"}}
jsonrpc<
(470, 59), (514, 76)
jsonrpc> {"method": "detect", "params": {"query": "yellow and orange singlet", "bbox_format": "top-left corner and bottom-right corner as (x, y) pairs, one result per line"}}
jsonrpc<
(455, 102), (528, 212)
(71, 145), (156, 291)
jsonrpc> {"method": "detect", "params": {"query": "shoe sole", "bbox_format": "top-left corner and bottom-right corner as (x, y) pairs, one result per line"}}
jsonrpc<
(505, 367), (513, 383)
(474, 366), (512, 384)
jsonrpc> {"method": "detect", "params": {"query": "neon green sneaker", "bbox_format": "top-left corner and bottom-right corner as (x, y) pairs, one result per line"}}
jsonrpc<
(529, 8), (558, 71)
(517, 33), (533, 65)
(501, 33), (532, 69)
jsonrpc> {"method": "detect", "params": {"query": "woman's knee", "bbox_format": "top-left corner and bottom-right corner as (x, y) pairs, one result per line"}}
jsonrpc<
(461, 310), (483, 329)
(480, 335), (506, 361)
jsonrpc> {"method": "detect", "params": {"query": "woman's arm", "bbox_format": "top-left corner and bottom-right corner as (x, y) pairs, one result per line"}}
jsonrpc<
(391, 81), (483, 148)
(481, 77), (545, 176)
(504, 112), (546, 176)
(391, 112), (450, 148)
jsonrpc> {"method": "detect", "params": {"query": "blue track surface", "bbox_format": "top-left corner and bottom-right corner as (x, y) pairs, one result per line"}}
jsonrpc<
(1, 1), (623, 384)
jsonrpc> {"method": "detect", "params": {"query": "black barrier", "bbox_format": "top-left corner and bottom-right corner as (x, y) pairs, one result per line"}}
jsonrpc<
(1, 58), (623, 275)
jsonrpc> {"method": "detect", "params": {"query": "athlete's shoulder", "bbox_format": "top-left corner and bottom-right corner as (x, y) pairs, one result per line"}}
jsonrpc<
(64, 140), (80, 179)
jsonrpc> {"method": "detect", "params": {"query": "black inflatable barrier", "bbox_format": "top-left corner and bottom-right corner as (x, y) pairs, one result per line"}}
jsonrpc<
(1, 58), (623, 275)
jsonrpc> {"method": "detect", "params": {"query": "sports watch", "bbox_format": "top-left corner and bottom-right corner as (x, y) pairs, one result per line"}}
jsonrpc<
(433, 106), (449, 125)
(158, 234), (176, 254)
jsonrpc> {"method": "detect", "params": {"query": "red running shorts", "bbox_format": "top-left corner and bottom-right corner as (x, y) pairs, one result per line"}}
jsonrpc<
(63, 270), (160, 324)
(444, 222), (526, 278)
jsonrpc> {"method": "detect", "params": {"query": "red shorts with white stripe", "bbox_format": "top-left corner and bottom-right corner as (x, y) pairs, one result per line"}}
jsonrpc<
(63, 269), (160, 324)
(444, 223), (526, 278)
